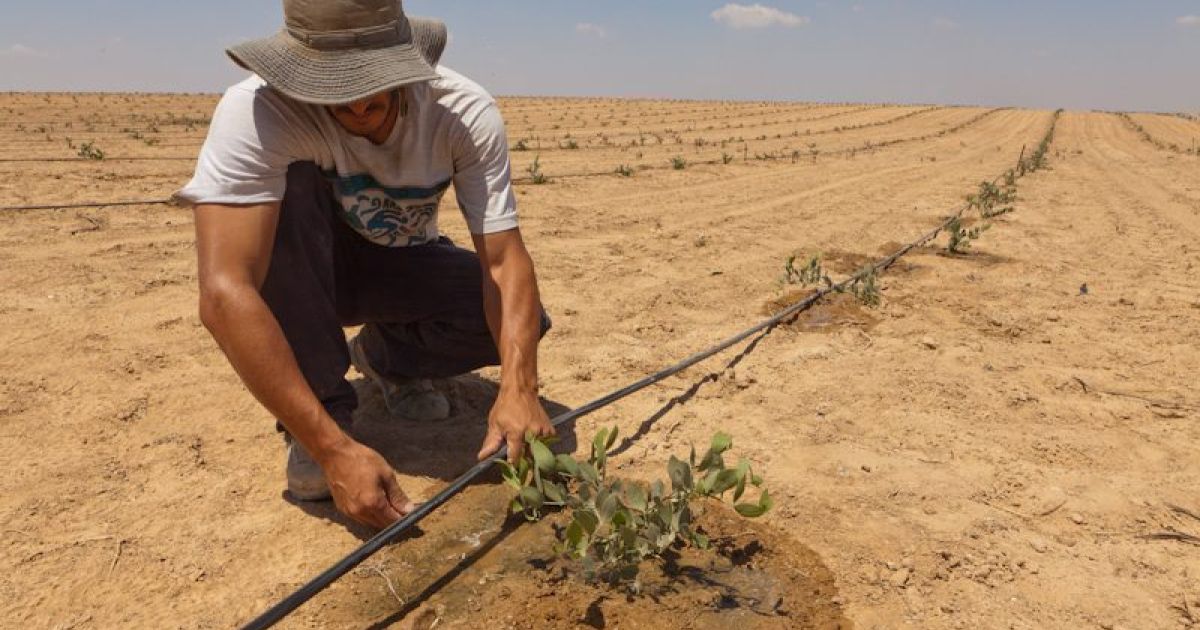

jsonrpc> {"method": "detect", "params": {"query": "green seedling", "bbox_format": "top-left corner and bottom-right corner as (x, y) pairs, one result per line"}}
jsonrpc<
(783, 252), (829, 288)
(946, 217), (991, 254)
(498, 428), (772, 591)
(615, 164), (634, 177)
(77, 141), (105, 161)
(527, 155), (548, 184)
(848, 266), (881, 307)
(671, 156), (688, 170)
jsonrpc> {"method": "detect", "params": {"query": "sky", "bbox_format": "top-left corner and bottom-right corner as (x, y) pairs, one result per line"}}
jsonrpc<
(0, 1), (1197, 112)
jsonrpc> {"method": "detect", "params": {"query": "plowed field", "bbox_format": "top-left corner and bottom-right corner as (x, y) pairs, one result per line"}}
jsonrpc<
(2, 93), (1198, 629)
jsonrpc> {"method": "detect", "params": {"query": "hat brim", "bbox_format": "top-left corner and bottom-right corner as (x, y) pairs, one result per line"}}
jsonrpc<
(226, 26), (440, 106)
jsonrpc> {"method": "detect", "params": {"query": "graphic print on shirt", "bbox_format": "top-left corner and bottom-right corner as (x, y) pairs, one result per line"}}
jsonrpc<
(324, 171), (453, 247)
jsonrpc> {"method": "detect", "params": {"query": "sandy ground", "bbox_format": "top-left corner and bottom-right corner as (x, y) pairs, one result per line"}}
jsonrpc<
(1, 94), (1198, 629)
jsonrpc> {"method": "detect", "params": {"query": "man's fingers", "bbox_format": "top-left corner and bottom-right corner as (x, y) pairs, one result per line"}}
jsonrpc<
(506, 431), (525, 464)
(382, 473), (417, 516)
(477, 426), (504, 461)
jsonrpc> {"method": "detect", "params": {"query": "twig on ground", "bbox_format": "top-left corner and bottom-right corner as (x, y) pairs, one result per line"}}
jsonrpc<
(51, 614), (93, 630)
(358, 562), (404, 606)
(107, 539), (124, 578)
(1071, 376), (1196, 411)
(1168, 504), (1200, 524)
(1139, 531), (1200, 545)
(1036, 499), (1068, 518)
(979, 500), (1033, 520)
(69, 214), (104, 235)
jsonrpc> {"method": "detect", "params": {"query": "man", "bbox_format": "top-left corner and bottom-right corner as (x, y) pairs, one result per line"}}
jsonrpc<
(175, 0), (555, 530)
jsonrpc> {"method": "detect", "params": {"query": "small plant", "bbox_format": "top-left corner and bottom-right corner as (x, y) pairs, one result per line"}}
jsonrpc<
(848, 266), (881, 307)
(671, 156), (687, 170)
(77, 141), (105, 161)
(946, 217), (990, 254)
(513, 139), (529, 151)
(499, 429), (772, 590)
(722, 152), (734, 165)
(527, 155), (548, 184)
(967, 180), (1015, 218)
(783, 252), (828, 287)
(561, 138), (580, 150)
(615, 164), (634, 177)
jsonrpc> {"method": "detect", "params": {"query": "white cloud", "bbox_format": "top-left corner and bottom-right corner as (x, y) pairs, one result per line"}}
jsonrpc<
(575, 22), (607, 38)
(1178, 15), (1200, 26)
(932, 17), (960, 31)
(711, 4), (810, 30)
(0, 43), (49, 58)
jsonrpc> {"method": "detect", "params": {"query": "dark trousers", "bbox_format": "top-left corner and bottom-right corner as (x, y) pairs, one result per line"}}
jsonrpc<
(260, 162), (546, 426)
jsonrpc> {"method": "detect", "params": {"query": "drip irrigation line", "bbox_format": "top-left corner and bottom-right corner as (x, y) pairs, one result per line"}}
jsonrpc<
(242, 109), (1061, 630)
(0, 156), (195, 163)
(512, 108), (1004, 185)
(0, 199), (173, 212)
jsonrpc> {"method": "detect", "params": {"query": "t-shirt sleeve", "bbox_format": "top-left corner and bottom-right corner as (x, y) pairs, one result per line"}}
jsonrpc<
(450, 102), (518, 235)
(174, 83), (312, 206)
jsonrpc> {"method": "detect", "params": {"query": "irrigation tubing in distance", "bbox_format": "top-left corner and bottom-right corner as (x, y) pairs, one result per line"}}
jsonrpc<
(240, 111), (1060, 629)
(0, 199), (174, 213)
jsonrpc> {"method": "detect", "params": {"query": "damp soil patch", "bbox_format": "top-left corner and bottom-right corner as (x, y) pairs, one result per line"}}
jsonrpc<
(765, 289), (879, 332)
(316, 483), (850, 629)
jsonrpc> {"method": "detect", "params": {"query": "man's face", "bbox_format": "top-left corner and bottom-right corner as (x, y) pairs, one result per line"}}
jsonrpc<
(327, 90), (398, 139)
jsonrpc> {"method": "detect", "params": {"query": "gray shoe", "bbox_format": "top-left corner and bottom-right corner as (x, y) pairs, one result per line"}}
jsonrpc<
(286, 440), (331, 502)
(348, 334), (451, 421)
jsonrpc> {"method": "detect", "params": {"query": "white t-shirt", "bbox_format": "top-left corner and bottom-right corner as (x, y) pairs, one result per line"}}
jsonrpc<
(176, 66), (518, 247)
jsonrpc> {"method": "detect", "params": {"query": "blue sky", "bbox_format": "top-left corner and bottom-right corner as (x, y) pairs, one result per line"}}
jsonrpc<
(1, 1), (1197, 111)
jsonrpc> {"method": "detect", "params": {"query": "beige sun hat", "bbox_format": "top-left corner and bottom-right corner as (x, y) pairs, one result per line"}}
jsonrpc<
(226, 0), (448, 106)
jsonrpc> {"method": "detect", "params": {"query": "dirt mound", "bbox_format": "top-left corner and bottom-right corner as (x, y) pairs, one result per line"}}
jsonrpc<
(319, 483), (850, 629)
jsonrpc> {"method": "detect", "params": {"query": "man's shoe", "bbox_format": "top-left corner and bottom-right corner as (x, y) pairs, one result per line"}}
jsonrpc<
(286, 439), (331, 501)
(348, 334), (451, 421)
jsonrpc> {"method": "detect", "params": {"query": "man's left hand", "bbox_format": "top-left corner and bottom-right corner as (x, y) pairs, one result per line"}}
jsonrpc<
(476, 388), (554, 463)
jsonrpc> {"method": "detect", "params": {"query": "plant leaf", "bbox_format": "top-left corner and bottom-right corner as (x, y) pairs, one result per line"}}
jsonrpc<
(668, 456), (692, 492)
(710, 432), (733, 454)
(709, 469), (740, 495)
(579, 461), (600, 485)
(530, 439), (555, 475)
(544, 481), (565, 504)
(576, 509), (600, 536)
(497, 461), (521, 490)
(519, 486), (543, 513)
(621, 483), (648, 512)
(599, 492), (620, 523)
(733, 458), (750, 502)
(734, 489), (773, 518)
(555, 454), (580, 477)
(605, 426), (619, 450)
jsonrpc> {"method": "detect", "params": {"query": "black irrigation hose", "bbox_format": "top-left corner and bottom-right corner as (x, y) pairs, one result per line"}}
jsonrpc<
(512, 107), (1003, 185)
(0, 199), (173, 212)
(0, 157), (195, 163)
(243, 108), (1061, 629)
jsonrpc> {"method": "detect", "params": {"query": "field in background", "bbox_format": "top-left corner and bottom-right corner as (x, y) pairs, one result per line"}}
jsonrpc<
(1, 93), (1198, 628)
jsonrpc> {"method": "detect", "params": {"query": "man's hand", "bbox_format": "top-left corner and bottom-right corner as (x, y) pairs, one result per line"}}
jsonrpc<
(472, 228), (552, 464)
(477, 389), (554, 463)
(318, 439), (417, 529)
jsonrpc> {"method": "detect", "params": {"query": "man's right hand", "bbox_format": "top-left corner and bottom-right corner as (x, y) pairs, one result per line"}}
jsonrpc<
(317, 438), (417, 529)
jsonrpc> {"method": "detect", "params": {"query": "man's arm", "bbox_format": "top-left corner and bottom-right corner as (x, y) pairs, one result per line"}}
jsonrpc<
(472, 227), (554, 463)
(194, 202), (414, 528)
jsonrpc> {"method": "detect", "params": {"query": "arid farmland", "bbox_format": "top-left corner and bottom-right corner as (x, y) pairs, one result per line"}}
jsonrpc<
(1, 93), (1198, 628)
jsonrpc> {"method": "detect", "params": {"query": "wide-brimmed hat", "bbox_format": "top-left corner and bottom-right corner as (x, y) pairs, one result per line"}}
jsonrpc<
(226, 0), (447, 106)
